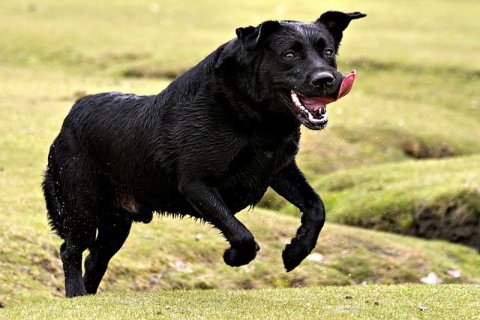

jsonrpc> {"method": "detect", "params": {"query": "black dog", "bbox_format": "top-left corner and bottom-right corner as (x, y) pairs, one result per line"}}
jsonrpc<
(43, 11), (365, 297)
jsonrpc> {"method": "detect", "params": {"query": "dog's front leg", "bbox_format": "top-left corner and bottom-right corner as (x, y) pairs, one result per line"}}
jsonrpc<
(178, 180), (259, 267)
(270, 161), (325, 272)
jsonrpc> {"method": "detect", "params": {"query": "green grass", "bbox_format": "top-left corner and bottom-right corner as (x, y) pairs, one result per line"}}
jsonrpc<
(316, 156), (480, 228)
(267, 155), (480, 244)
(2, 285), (480, 319)
(1, 0), (480, 316)
(2, 207), (480, 307)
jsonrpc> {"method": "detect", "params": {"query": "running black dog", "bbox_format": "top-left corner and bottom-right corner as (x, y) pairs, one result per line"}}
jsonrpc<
(43, 11), (366, 297)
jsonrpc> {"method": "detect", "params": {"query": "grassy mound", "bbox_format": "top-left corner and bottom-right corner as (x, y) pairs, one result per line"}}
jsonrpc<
(263, 156), (480, 250)
(316, 156), (480, 248)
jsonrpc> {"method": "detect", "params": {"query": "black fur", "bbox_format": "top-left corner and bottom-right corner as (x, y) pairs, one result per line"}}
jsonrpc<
(43, 11), (365, 297)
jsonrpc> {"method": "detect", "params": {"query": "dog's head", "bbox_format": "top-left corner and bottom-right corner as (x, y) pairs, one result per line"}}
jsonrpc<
(217, 11), (366, 130)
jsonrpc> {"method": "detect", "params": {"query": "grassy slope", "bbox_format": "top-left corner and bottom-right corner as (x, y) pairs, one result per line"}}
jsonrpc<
(268, 155), (480, 245)
(1, 206), (480, 309)
(315, 156), (480, 229)
(0, 0), (479, 313)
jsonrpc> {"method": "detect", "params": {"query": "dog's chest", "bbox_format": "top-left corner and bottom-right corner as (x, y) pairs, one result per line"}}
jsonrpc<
(215, 138), (292, 210)
(221, 136), (294, 185)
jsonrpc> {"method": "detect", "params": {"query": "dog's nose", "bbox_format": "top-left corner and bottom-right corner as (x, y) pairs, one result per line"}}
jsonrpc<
(311, 72), (334, 87)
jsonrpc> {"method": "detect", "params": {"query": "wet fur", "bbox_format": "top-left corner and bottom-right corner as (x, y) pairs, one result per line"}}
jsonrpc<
(43, 11), (365, 297)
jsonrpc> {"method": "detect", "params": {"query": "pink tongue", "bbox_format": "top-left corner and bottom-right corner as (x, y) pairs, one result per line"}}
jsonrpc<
(300, 70), (357, 111)
(336, 70), (356, 100)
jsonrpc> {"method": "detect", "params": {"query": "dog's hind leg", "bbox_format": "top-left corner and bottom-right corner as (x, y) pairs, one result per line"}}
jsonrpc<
(60, 213), (97, 297)
(44, 168), (92, 297)
(270, 161), (326, 272)
(179, 180), (259, 267)
(51, 155), (102, 297)
(83, 209), (132, 294)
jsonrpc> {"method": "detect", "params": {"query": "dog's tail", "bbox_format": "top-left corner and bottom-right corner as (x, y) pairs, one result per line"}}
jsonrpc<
(42, 167), (65, 238)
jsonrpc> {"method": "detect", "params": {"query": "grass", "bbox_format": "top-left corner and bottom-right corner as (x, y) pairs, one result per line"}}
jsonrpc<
(266, 155), (480, 246)
(2, 284), (480, 319)
(2, 206), (480, 307)
(316, 156), (480, 225)
(1, 0), (480, 316)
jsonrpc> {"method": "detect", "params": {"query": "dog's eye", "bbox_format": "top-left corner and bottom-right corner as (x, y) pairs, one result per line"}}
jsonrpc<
(283, 51), (297, 60)
(324, 49), (334, 57)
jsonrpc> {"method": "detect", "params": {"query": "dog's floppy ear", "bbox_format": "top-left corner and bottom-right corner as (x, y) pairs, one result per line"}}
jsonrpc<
(214, 21), (280, 70)
(315, 11), (366, 47)
(235, 20), (281, 51)
(214, 42), (238, 70)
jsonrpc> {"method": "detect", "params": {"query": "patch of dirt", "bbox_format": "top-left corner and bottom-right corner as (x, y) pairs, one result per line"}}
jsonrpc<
(122, 67), (184, 79)
(409, 193), (480, 251)
(399, 137), (454, 159)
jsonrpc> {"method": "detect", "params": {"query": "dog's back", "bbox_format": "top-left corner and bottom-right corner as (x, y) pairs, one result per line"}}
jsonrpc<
(44, 92), (169, 230)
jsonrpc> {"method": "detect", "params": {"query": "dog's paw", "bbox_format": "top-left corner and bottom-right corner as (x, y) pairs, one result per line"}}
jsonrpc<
(223, 242), (260, 267)
(282, 241), (311, 272)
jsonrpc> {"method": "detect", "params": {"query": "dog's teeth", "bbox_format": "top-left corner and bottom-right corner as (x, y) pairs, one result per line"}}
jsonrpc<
(291, 91), (328, 124)
(290, 91), (304, 110)
(314, 107), (325, 117)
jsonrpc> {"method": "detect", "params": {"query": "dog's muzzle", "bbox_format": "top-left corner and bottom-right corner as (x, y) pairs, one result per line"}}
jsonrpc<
(289, 70), (356, 130)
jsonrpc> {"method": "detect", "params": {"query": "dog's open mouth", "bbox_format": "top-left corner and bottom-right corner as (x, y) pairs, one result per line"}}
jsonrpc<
(290, 70), (356, 130)
(290, 91), (330, 129)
